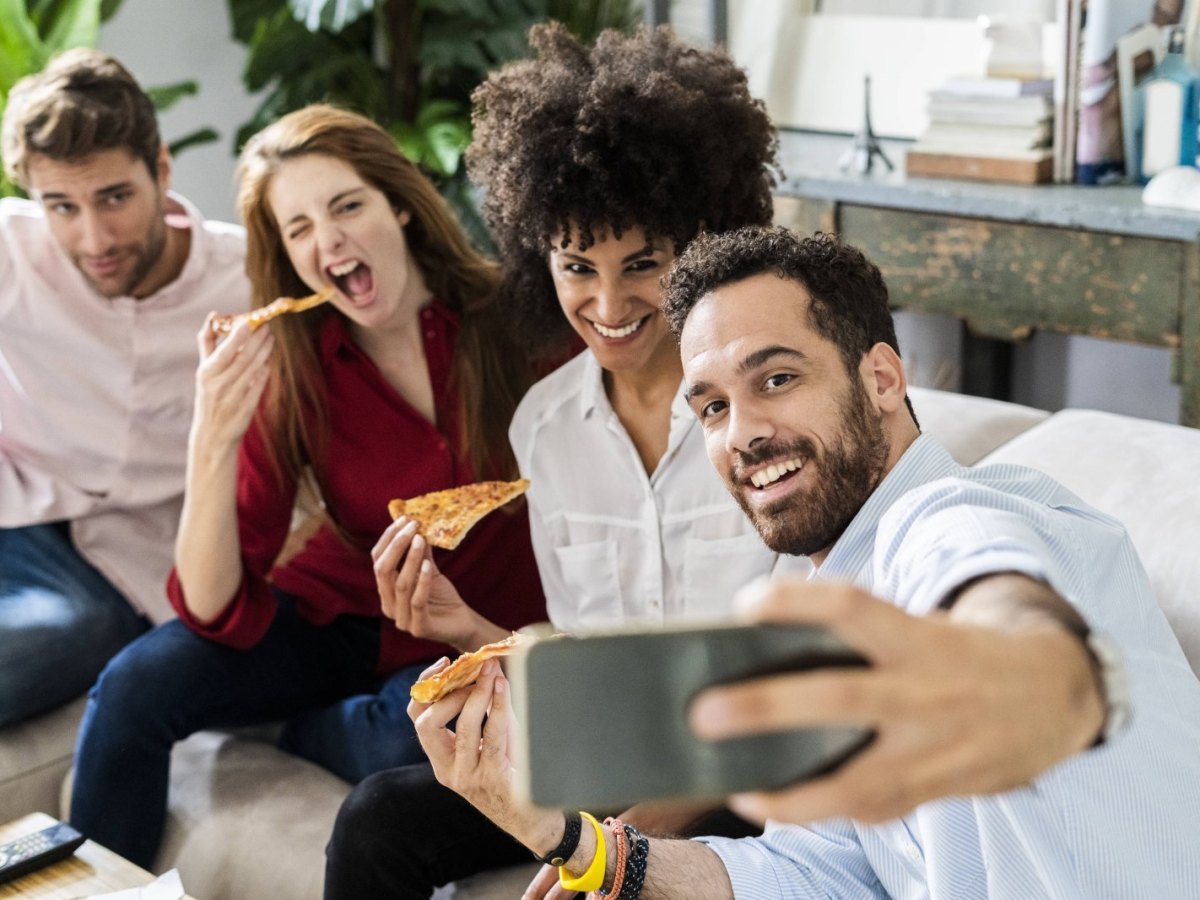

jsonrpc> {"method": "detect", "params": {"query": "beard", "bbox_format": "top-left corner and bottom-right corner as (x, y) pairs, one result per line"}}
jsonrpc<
(76, 201), (168, 298)
(730, 376), (890, 557)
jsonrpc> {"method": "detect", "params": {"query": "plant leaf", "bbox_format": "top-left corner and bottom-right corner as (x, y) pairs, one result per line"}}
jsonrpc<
(145, 80), (199, 112)
(36, 0), (102, 54)
(169, 127), (220, 156)
(227, 0), (288, 44)
(288, 0), (376, 33)
(0, 0), (48, 91)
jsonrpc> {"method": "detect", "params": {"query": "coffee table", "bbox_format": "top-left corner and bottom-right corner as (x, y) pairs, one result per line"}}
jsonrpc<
(0, 812), (196, 899)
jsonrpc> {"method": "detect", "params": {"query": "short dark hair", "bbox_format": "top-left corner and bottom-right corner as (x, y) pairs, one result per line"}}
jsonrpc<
(2, 48), (161, 189)
(664, 226), (917, 421)
(468, 22), (780, 356)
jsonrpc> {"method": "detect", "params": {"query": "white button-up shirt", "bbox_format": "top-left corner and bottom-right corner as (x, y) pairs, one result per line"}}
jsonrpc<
(510, 350), (779, 633)
(699, 436), (1200, 898)
(0, 194), (248, 623)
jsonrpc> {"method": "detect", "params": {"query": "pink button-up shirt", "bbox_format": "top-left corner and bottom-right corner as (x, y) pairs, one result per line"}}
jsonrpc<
(0, 193), (249, 623)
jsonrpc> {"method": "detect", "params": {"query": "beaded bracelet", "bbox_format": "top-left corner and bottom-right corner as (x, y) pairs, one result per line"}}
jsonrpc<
(597, 817), (628, 898)
(617, 823), (650, 900)
(536, 810), (582, 867)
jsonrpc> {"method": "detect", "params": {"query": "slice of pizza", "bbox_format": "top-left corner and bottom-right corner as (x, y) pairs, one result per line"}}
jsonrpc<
(387, 478), (530, 550)
(410, 633), (527, 703)
(212, 286), (334, 335)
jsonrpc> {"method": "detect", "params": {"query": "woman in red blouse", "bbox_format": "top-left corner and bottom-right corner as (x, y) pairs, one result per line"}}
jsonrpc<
(70, 105), (547, 868)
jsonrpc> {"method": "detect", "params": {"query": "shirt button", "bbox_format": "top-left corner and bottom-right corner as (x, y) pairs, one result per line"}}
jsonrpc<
(425, 330), (435, 340)
(905, 842), (921, 861)
(422, 309), (432, 321)
(437, 440), (446, 451)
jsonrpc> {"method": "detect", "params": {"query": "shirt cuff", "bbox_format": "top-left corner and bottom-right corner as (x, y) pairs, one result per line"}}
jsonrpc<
(692, 834), (795, 898)
(909, 545), (1051, 618)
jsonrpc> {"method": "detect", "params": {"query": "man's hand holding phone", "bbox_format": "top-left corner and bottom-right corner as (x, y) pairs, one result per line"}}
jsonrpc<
(690, 576), (1105, 826)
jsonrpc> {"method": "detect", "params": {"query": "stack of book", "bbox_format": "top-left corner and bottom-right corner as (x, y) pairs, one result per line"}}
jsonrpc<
(906, 75), (1055, 184)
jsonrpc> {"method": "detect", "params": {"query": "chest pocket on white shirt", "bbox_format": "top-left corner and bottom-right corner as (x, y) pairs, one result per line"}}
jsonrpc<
(683, 533), (776, 620)
(553, 540), (624, 630)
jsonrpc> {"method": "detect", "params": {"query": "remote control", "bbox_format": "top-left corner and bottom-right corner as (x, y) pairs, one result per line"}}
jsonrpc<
(0, 821), (86, 885)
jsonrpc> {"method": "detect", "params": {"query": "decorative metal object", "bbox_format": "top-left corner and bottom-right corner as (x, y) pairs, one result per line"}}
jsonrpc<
(840, 74), (893, 175)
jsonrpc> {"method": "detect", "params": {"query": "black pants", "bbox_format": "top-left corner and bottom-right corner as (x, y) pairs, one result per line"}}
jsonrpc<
(323, 762), (760, 899)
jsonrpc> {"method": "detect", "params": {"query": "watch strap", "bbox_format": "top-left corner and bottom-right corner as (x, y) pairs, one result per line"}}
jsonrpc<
(536, 810), (582, 867)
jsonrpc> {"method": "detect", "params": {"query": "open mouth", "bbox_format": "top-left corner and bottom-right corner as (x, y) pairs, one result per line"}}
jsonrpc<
(592, 315), (650, 339)
(747, 456), (805, 489)
(327, 259), (374, 301)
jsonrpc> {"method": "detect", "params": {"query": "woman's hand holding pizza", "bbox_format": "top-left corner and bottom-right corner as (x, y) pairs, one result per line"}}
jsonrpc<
(372, 516), (508, 653)
(192, 313), (275, 451)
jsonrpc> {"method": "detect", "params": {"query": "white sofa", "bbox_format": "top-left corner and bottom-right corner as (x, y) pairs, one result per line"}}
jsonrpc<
(3, 386), (1197, 899)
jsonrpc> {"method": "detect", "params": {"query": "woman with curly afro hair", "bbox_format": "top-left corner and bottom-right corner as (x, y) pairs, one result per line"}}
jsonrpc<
(328, 23), (789, 900)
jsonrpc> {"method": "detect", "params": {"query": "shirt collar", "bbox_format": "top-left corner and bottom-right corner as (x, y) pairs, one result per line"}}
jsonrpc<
(578, 351), (608, 420)
(319, 296), (456, 364)
(577, 350), (693, 425)
(816, 434), (960, 582)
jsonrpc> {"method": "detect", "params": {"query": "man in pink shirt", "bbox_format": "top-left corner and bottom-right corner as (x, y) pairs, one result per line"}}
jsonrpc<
(0, 49), (248, 726)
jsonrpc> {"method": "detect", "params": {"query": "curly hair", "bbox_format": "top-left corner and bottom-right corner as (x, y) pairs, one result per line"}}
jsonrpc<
(467, 22), (781, 356)
(663, 226), (917, 423)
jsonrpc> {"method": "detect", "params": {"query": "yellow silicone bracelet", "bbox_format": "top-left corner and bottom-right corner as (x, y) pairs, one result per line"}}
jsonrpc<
(558, 811), (606, 893)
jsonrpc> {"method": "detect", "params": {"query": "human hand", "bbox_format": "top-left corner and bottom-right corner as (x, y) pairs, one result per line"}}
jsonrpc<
(410, 658), (563, 853)
(191, 313), (273, 451)
(521, 862), (579, 900)
(689, 577), (1102, 824)
(372, 516), (500, 651)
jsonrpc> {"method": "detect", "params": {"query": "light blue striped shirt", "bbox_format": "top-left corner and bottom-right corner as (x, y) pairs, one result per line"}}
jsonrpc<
(699, 436), (1200, 899)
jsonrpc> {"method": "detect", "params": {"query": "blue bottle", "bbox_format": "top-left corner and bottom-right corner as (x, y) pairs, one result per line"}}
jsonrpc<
(1136, 26), (1199, 183)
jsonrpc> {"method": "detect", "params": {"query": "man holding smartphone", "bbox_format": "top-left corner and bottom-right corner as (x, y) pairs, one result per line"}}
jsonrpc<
(411, 226), (1200, 898)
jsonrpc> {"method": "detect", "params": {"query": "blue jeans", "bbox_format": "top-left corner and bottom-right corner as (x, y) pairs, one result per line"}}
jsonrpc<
(69, 594), (431, 868)
(0, 523), (149, 727)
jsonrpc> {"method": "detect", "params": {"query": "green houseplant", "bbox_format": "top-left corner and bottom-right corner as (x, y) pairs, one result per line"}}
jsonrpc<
(0, 0), (217, 197)
(227, 0), (642, 248)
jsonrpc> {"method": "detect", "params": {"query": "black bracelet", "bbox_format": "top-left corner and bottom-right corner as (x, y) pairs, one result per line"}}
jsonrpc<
(618, 823), (650, 900)
(536, 809), (582, 867)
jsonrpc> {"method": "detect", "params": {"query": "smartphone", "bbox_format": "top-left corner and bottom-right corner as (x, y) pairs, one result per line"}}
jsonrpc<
(509, 622), (874, 811)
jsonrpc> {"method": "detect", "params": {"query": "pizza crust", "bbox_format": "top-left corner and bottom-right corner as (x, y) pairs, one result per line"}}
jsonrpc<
(410, 633), (526, 703)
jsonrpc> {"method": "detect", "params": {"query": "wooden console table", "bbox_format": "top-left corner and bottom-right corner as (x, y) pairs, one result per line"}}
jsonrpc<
(774, 131), (1200, 428)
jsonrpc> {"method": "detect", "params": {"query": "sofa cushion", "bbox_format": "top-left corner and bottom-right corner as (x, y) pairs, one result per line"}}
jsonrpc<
(908, 387), (1050, 466)
(154, 732), (351, 899)
(981, 409), (1200, 673)
(0, 696), (85, 823)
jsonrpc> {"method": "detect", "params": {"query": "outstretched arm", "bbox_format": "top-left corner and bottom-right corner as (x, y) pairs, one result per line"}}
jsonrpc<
(690, 575), (1105, 825)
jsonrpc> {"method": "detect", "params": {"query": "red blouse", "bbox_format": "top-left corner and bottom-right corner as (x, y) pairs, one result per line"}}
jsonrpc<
(167, 301), (547, 674)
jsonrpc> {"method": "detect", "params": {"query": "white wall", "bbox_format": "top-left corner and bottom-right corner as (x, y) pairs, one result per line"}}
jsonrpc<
(99, 0), (260, 224)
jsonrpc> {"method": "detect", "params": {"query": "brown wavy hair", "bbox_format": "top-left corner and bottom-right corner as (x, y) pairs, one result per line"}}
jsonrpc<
(2, 48), (160, 189)
(237, 104), (531, 511)
(467, 22), (781, 358)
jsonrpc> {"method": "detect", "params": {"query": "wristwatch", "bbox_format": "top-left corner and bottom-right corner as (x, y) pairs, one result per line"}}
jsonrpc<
(1079, 629), (1131, 747)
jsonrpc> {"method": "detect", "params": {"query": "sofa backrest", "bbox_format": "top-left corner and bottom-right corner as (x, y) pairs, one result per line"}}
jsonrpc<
(980, 409), (1200, 675)
(909, 387), (1050, 466)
